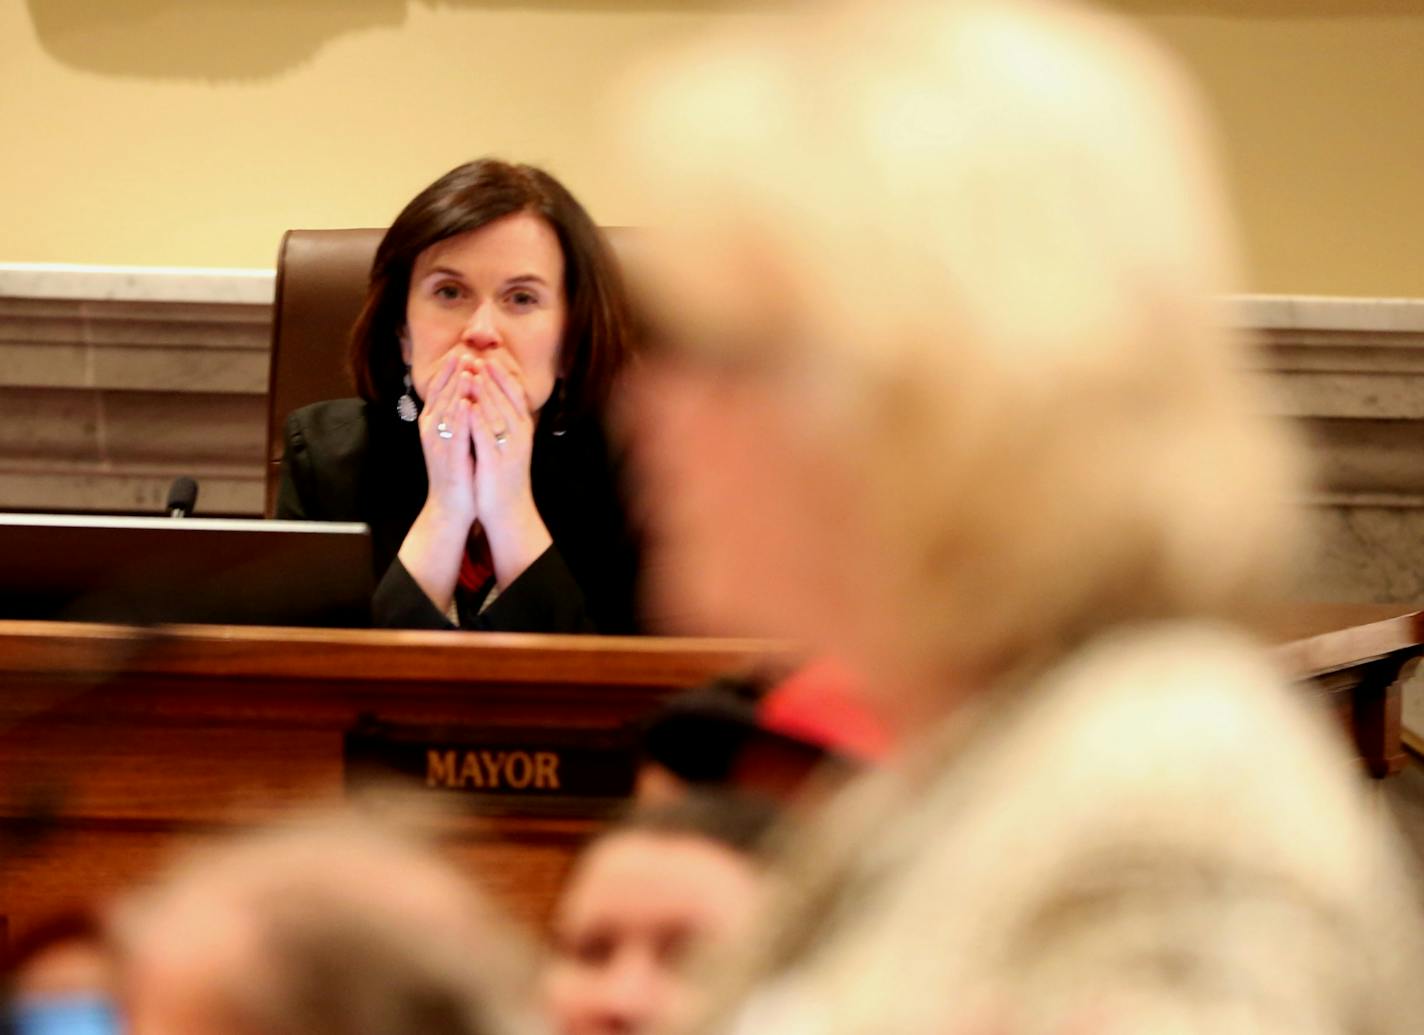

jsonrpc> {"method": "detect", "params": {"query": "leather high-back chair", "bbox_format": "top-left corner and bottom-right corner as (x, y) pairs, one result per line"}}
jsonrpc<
(266, 228), (385, 516)
(264, 227), (638, 516)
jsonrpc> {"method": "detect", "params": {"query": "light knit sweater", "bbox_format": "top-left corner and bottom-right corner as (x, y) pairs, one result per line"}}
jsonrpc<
(710, 622), (1424, 1035)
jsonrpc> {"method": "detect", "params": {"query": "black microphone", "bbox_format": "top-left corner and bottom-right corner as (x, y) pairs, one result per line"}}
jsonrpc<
(166, 476), (199, 518)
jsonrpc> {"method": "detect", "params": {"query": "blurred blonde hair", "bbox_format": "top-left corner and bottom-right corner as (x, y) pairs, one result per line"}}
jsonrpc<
(621, 0), (1304, 679)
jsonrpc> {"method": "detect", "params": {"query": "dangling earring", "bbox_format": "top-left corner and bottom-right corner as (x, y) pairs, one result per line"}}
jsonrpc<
(547, 378), (568, 437)
(396, 367), (418, 422)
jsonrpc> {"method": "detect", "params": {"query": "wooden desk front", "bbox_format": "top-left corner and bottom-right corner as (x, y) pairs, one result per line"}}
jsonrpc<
(0, 605), (1419, 942)
(0, 623), (772, 941)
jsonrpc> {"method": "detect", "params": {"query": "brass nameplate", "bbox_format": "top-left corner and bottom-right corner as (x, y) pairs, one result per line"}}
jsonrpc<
(423, 747), (564, 792)
(344, 716), (638, 816)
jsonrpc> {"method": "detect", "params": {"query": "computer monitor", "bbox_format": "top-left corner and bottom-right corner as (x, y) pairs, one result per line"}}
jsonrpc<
(0, 514), (373, 627)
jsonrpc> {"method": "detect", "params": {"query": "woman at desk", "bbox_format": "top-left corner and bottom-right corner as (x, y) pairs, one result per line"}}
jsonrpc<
(276, 159), (639, 633)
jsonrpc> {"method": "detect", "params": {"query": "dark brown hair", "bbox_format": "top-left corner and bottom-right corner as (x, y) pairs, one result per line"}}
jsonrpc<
(349, 158), (630, 418)
(598, 791), (783, 860)
(3, 907), (108, 980)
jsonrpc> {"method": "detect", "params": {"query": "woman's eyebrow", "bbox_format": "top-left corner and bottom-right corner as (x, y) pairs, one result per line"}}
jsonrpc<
(420, 265), (467, 281)
(505, 273), (551, 288)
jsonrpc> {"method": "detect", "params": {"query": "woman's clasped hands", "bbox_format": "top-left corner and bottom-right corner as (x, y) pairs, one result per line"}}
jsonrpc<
(411, 347), (552, 606)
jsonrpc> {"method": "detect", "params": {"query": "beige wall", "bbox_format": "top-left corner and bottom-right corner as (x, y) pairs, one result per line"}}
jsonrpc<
(0, 1), (741, 270)
(2, 1), (1421, 296)
(1106, 1), (1424, 297)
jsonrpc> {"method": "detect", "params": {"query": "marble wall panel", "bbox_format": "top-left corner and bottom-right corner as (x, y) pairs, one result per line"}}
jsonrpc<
(1275, 374), (1424, 421)
(81, 300), (269, 395)
(0, 273), (273, 515)
(89, 344), (268, 395)
(1299, 418), (1424, 499)
(82, 302), (269, 351)
(102, 391), (265, 466)
(1249, 297), (1424, 604)
(0, 341), (90, 389)
(1299, 506), (1424, 604)
(0, 387), (101, 461)
(0, 297), (87, 345)
(0, 298), (89, 388)
(0, 467), (263, 516)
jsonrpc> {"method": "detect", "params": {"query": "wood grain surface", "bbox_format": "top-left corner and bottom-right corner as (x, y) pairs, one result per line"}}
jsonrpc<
(1, 605), (1419, 943)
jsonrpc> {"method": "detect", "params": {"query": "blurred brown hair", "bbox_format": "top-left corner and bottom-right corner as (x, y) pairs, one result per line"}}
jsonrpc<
(349, 158), (629, 419)
(114, 815), (538, 1035)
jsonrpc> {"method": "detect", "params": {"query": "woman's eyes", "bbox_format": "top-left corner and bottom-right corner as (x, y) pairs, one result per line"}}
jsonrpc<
(428, 284), (540, 309)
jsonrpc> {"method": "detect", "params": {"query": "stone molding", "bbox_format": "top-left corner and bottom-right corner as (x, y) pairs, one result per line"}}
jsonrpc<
(1243, 296), (1424, 511)
(0, 263), (275, 304)
(1247, 295), (1424, 420)
(0, 269), (273, 516)
(1234, 296), (1424, 603)
(1, 269), (1422, 602)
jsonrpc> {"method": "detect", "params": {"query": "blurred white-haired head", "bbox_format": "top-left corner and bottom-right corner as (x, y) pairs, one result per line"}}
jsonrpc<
(617, 0), (1304, 718)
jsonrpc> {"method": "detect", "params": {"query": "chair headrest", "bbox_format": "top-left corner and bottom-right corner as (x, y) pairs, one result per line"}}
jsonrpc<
(267, 229), (385, 467)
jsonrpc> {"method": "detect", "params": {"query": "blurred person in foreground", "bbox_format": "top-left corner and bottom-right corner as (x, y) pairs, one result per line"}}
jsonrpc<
(3, 911), (119, 1035)
(545, 794), (777, 1035)
(615, 1), (1424, 1033)
(113, 819), (537, 1035)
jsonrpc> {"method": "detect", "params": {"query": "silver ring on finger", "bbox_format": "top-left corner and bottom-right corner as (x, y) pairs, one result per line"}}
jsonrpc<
(493, 427), (509, 448)
(436, 421), (454, 440)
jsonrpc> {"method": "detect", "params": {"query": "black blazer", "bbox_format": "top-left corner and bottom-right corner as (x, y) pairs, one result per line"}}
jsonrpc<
(275, 398), (642, 633)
